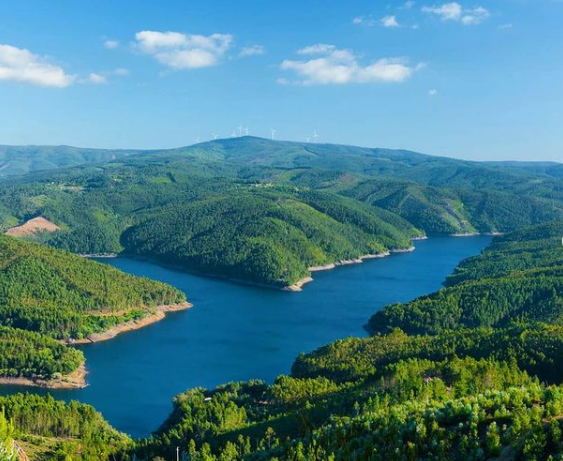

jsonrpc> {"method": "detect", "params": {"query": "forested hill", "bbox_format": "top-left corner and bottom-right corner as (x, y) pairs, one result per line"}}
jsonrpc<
(368, 220), (563, 334)
(144, 137), (563, 192)
(1, 136), (563, 286)
(0, 234), (185, 340)
(0, 145), (146, 178)
(0, 233), (186, 387)
(0, 171), (421, 288)
(124, 220), (563, 461)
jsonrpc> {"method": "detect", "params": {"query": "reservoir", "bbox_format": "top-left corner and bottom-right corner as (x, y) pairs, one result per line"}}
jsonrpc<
(0, 236), (491, 437)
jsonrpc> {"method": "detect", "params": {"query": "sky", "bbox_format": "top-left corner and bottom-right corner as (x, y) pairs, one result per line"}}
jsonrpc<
(0, 0), (561, 161)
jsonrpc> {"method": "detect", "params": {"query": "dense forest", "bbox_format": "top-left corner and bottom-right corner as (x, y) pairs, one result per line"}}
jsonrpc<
(0, 327), (83, 381)
(4, 221), (563, 460)
(0, 394), (131, 460)
(0, 233), (186, 385)
(120, 221), (563, 461)
(1, 137), (563, 286)
(0, 145), (145, 178)
(367, 221), (563, 334)
(0, 235), (185, 340)
(4, 140), (563, 459)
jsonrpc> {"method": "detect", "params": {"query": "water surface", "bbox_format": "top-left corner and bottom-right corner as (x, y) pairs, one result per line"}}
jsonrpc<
(0, 236), (491, 437)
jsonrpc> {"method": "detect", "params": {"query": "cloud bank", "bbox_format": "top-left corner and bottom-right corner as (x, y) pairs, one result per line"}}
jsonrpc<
(135, 30), (233, 69)
(0, 44), (75, 87)
(422, 2), (490, 25)
(280, 44), (422, 85)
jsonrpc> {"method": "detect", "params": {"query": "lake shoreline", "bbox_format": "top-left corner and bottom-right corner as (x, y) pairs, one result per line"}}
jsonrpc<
(285, 246), (417, 292)
(68, 302), (193, 345)
(449, 231), (504, 237)
(0, 362), (87, 390)
(116, 243), (423, 293)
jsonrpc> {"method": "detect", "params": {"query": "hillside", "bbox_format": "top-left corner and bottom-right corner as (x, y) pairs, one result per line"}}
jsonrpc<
(128, 220), (563, 461)
(0, 165), (420, 287)
(0, 137), (562, 287)
(148, 137), (563, 196)
(0, 394), (131, 460)
(367, 221), (563, 334)
(0, 233), (187, 387)
(3, 210), (563, 458)
(342, 178), (561, 234)
(0, 145), (145, 178)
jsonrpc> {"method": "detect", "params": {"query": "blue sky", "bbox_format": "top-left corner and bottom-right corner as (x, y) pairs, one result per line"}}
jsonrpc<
(0, 0), (561, 161)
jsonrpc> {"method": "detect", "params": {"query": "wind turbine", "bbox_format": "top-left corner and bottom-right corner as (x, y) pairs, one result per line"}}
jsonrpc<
(312, 130), (319, 143)
(270, 129), (277, 140)
(244, 126), (249, 136)
(238, 125), (243, 136)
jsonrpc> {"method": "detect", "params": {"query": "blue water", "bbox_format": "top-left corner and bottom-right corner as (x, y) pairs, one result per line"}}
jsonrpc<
(0, 236), (490, 437)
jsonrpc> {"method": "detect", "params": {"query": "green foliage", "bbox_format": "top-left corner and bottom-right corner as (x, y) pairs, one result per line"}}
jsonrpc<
(0, 411), (15, 461)
(368, 222), (563, 334)
(122, 188), (416, 286)
(4, 140), (563, 459)
(0, 234), (185, 339)
(3, 137), (563, 287)
(0, 327), (83, 379)
(343, 179), (562, 235)
(292, 326), (563, 385)
(132, 220), (563, 460)
(0, 165), (417, 286)
(0, 393), (131, 461)
(0, 145), (144, 178)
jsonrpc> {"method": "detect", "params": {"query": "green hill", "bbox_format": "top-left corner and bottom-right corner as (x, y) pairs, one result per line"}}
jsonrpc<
(121, 187), (417, 286)
(0, 234), (185, 340)
(0, 163), (419, 287)
(0, 145), (145, 178)
(1, 137), (563, 287)
(0, 233), (186, 386)
(367, 221), (563, 334)
(127, 220), (563, 461)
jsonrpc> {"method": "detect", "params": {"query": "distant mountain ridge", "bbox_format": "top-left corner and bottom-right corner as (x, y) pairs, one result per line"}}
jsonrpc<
(1, 136), (560, 180)
(0, 144), (148, 178)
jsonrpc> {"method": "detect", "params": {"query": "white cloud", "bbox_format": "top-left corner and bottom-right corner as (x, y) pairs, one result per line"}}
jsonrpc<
(280, 45), (422, 85)
(135, 30), (233, 69)
(461, 7), (490, 24)
(498, 23), (513, 29)
(422, 2), (462, 20)
(381, 15), (400, 27)
(104, 40), (119, 50)
(422, 2), (489, 25)
(404, 1), (416, 8)
(0, 44), (75, 87)
(81, 68), (129, 85)
(239, 45), (265, 57)
(298, 44), (336, 55)
(428, 88), (438, 96)
(352, 15), (377, 26)
(87, 73), (107, 84)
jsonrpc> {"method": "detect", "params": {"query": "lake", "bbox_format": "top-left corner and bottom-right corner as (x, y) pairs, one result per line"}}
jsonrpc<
(0, 236), (491, 437)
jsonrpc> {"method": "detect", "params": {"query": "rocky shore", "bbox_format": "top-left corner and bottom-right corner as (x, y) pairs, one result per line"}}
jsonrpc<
(69, 302), (192, 345)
